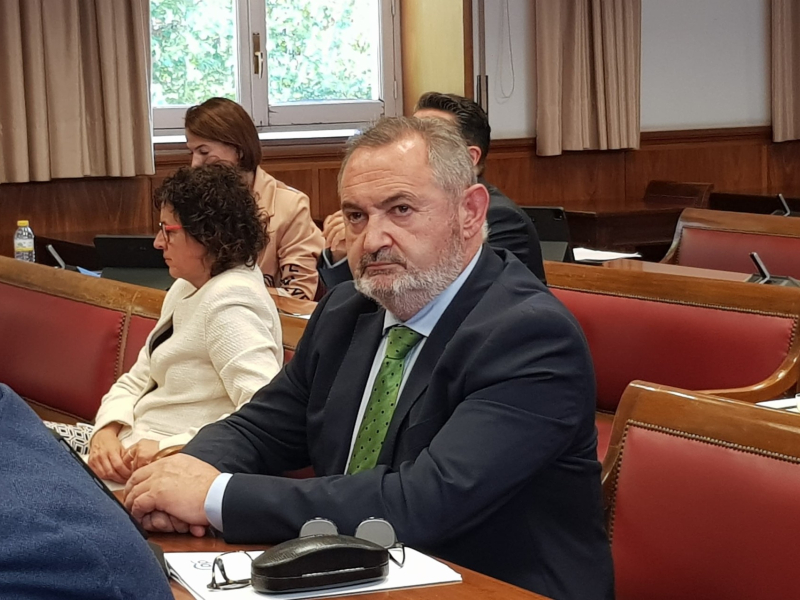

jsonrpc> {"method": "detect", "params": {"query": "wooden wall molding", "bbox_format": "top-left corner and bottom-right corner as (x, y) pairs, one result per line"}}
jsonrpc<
(639, 126), (772, 146)
(485, 127), (798, 210)
(2, 128), (799, 257)
(154, 139), (347, 162)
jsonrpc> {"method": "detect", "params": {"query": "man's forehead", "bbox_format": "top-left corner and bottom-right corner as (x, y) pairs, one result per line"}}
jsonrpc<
(340, 140), (438, 205)
(345, 136), (427, 176)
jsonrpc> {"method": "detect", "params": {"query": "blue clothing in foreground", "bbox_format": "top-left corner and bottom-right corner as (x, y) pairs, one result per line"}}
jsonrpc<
(0, 384), (172, 600)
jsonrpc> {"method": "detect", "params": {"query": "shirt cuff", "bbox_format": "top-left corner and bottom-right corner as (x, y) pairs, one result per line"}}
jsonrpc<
(322, 249), (348, 269)
(204, 473), (233, 532)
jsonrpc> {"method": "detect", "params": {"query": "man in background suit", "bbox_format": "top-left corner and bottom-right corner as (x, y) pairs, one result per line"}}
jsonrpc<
(318, 92), (547, 287)
(124, 117), (613, 600)
(0, 384), (171, 599)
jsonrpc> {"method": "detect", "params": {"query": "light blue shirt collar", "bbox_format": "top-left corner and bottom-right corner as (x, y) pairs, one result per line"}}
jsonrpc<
(383, 246), (483, 337)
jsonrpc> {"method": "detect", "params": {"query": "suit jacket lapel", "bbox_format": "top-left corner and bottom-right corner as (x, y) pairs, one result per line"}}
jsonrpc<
(321, 308), (385, 474)
(379, 247), (499, 465)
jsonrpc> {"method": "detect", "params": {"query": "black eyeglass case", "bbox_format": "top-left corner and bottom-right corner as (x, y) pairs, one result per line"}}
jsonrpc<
(251, 534), (390, 593)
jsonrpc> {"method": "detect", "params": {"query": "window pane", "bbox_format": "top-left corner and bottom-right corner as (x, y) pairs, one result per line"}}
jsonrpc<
(265, 0), (381, 104)
(151, 0), (238, 107)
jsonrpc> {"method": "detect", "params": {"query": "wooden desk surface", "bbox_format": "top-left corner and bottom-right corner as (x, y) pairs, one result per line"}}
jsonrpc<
(150, 533), (550, 600)
(602, 258), (752, 282)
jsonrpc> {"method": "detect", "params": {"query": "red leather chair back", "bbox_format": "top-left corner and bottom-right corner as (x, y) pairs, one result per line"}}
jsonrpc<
(0, 283), (124, 421)
(0, 258), (305, 422)
(123, 315), (158, 373)
(607, 383), (800, 600)
(552, 288), (796, 413)
(677, 227), (800, 278)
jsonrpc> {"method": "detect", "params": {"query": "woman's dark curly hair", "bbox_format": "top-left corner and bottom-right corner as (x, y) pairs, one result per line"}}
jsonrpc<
(154, 164), (268, 277)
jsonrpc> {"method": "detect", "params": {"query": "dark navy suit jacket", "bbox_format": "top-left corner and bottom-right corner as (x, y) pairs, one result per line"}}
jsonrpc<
(318, 179), (546, 288)
(185, 247), (613, 600)
(0, 384), (172, 600)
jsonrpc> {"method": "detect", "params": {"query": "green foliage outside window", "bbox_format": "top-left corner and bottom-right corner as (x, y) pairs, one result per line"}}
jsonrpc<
(151, 0), (379, 108)
(151, 0), (237, 107)
(266, 0), (378, 103)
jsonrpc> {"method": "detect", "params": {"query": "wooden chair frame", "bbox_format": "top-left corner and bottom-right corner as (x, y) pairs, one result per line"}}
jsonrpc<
(0, 256), (309, 352)
(545, 260), (800, 403)
(662, 207), (800, 264)
(602, 380), (800, 512)
(0, 257), (310, 421)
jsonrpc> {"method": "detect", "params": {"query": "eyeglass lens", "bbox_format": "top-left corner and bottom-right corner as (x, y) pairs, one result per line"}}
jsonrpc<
(208, 551), (254, 590)
(297, 517), (405, 567)
(299, 517), (338, 538)
(354, 519), (397, 549)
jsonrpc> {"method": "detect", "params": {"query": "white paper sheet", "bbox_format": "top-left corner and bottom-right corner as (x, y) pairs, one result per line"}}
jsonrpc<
(755, 398), (800, 413)
(573, 248), (642, 263)
(166, 547), (461, 600)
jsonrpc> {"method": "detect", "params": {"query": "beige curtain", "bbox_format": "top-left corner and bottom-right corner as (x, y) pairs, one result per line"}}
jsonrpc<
(534, 0), (641, 156)
(772, 0), (800, 142)
(0, 0), (153, 184)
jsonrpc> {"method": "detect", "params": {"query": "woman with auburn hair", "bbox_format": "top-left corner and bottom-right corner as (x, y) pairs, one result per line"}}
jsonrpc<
(184, 97), (324, 300)
(87, 165), (283, 483)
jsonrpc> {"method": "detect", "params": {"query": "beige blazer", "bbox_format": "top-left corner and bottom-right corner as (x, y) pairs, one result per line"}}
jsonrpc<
(253, 167), (324, 300)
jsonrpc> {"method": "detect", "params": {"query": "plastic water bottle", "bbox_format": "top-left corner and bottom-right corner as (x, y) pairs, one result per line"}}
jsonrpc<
(14, 220), (36, 262)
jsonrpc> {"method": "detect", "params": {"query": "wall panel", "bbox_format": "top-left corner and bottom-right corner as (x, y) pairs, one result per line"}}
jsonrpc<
(486, 141), (626, 207)
(2, 128), (799, 257)
(529, 151), (626, 207)
(626, 128), (771, 202)
(0, 177), (152, 257)
(768, 141), (800, 196)
(317, 167), (343, 219)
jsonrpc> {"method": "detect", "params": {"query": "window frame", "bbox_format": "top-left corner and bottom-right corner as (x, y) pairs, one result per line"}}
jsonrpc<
(151, 0), (402, 136)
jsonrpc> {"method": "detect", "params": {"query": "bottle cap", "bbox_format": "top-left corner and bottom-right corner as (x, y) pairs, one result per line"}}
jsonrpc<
(17, 220), (29, 227)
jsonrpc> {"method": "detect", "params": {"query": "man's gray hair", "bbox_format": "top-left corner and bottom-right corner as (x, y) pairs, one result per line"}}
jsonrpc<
(338, 116), (477, 200)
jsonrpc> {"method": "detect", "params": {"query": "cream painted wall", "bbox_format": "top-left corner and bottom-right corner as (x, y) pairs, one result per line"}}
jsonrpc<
(640, 0), (770, 130)
(475, 0), (771, 138)
(401, 0), (466, 115)
(475, 0), (537, 139)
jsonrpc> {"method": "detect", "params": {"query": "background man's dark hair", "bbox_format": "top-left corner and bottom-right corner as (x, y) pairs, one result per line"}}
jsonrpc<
(415, 92), (491, 175)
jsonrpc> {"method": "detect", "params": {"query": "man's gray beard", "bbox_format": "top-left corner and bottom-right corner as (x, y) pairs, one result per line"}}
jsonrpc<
(354, 234), (465, 320)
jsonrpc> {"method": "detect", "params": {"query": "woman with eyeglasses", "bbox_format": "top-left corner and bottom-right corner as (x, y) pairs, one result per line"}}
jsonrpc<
(87, 164), (283, 484)
(184, 97), (324, 300)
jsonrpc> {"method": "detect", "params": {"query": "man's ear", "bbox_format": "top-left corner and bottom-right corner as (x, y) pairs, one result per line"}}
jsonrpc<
(467, 145), (482, 168)
(460, 183), (490, 241)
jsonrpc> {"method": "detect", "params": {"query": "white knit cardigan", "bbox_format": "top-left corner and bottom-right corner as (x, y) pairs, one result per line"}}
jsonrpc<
(92, 265), (283, 451)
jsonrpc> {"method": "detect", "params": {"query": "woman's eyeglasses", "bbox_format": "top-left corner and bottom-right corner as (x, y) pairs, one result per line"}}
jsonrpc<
(158, 222), (183, 242)
(207, 518), (404, 591)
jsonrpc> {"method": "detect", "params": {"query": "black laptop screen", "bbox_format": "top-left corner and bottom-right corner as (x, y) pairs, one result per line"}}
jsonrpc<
(94, 235), (167, 269)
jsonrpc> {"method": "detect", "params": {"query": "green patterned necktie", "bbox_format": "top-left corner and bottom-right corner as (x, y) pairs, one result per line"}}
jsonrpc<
(347, 325), (423, 475)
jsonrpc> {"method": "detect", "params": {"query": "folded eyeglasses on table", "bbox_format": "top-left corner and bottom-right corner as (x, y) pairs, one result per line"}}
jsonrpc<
(208, 517), (406, 592)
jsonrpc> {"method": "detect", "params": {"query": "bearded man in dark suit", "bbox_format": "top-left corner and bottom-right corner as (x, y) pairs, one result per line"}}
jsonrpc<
(124, 117), (613, 600)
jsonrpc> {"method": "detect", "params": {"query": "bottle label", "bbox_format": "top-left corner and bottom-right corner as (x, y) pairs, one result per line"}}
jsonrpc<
(14, 240), (34, 252)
